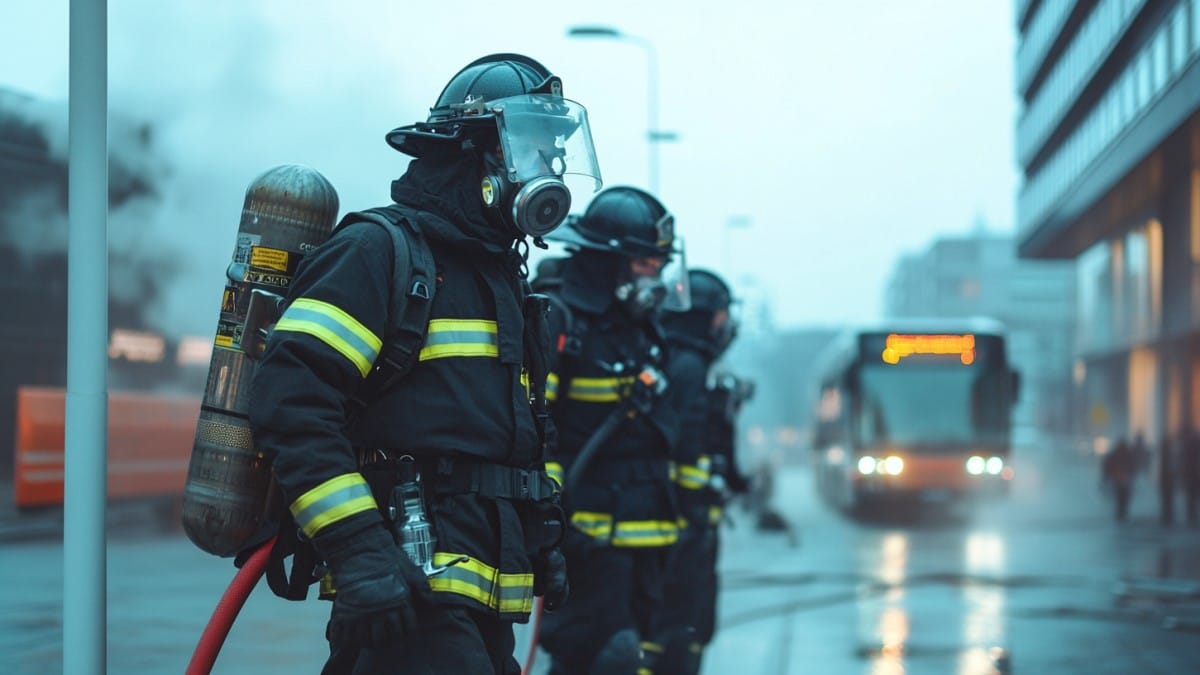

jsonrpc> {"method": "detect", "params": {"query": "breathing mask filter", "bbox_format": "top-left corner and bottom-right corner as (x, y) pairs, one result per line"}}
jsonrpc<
(480, 150), (572, 239)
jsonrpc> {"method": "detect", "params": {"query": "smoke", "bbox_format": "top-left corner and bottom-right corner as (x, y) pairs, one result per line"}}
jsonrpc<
(0, 86), (176, 312)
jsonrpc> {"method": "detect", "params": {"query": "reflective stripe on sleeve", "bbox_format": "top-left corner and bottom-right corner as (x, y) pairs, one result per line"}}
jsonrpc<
(570, 511), (614, 542)
(289, 473), (378, 538)
(675, 463), (711, 490)
(546, 373), (559, 402)
(274, 298), (382, 377)
(544, 462), (564, 488)
(418, 319), (499, 361)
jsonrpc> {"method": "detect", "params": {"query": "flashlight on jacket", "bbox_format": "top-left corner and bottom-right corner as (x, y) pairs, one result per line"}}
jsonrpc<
(388, 457), (465, 577)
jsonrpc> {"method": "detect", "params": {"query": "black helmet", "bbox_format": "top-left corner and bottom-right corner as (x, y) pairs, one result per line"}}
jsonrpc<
(387, 53), (560, 156)
(550, 186), (675, 258)
(688, 269), (732, 313)
(386, 54), (603, 240)
(663, 268), (737, 354)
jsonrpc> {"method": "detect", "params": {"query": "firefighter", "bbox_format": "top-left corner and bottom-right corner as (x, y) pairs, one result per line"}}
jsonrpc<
(535, 186), (704, 674)
(654, 269), (750, 675)
(247, 53), (601, 674)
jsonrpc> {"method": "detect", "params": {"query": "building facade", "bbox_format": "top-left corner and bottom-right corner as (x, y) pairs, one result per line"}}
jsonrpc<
(884, 229), (1077, 438)
(1016, 0), (1200, 451)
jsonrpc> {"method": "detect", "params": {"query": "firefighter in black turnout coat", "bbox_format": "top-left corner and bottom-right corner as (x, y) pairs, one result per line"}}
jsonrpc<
(534, 186), (705, 674)
(247, 53), (601, 674)
(655, 269), (750, 675)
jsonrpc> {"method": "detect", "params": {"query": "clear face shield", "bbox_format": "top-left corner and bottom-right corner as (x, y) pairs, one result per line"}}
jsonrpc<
(658, 235), (691, 313)
(488, 94), (603, 238)
(617, 231), (690, 319)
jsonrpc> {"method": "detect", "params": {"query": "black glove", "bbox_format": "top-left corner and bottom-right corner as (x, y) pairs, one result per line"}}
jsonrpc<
(312, 521), (432, 648)
(533, 547), (569, 611)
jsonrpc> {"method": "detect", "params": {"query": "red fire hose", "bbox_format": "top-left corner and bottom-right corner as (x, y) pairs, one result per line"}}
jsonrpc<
(186, 536), (276, 675)
(520, 596), (545, 675)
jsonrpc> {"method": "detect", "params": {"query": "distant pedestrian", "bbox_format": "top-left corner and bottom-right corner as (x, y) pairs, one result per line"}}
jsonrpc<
(1181, 428), (1200, 527)
(1102, 438), (1137, 522)
(1157, 434), (1176, 526)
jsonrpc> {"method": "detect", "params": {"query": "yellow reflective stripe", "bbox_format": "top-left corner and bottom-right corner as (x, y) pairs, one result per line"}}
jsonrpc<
(709, 505), (723, 525)
(571, 511), (614, 541)
(566, 376), (634, 402)
(641, 641), (665, 654)
(638, 670), (653, 675)
(544, 462), (564, 488)
(546, 372), (559, 402)
(275, 298), (382, 377)
(612, 519), (679, 547)
(675, 463), (710, 490)
(289, 473), (377, 538)
(428, 552), (534, 614)
(418, 319), (499, 361)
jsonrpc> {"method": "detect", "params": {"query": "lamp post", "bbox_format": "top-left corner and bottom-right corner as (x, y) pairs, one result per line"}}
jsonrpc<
(724, 215), (752, 283)
(567, 25), (676, 195)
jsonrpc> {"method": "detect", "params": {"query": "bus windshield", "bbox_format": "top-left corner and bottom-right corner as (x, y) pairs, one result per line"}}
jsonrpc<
(856, 363), (1010, 447)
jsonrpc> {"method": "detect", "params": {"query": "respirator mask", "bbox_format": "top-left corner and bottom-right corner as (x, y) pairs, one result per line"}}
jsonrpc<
(479, 94), (602, 241)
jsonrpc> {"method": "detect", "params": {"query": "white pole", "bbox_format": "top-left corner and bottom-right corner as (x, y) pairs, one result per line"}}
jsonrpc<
(65, 0), (108, 672)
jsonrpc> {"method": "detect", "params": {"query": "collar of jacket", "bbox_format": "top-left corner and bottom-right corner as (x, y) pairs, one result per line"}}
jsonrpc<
(390, 152), (522, 260)
(558, 251), (619, 315)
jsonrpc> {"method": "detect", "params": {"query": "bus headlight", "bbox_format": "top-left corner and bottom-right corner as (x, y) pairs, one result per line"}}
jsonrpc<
(966, 456), (986, 475)
(883, 456), (904, 475)
(858, 456), (877, 475)
(985, 456), (1004, 475)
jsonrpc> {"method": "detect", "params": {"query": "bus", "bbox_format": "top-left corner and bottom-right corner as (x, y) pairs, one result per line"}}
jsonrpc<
(810, 319), (1019, 513)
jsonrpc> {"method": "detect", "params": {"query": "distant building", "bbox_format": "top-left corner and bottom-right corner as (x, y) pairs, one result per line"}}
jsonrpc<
(883, 228), (1076, 437)
(1015, 0), (1200, 447)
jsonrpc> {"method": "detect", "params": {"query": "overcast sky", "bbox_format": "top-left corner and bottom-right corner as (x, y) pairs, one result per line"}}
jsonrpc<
(1, 0), (1019, 336)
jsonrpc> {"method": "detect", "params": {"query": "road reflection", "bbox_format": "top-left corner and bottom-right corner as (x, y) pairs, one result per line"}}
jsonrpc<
(857, 527), (1009, 674)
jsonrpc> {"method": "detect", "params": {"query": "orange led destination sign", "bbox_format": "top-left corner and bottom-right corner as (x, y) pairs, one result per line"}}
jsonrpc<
(881, 333), (975, 365)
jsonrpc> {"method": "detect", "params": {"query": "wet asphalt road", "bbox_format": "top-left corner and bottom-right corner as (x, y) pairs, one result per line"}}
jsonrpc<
(4, 444), (1200, 674)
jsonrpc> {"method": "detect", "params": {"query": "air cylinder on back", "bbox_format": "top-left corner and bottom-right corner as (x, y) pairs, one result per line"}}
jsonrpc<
(181, 164), (339, 557)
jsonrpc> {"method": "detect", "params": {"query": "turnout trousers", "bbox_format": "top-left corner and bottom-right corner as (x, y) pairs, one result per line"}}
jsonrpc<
(540, 529), (671, 674)
(654, 524), (719, 675)
(321, 604), (520, 675)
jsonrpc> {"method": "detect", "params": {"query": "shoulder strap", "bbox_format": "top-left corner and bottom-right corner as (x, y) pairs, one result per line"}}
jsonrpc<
(544, 291), (588, 392)
(345, 205), (437, 408)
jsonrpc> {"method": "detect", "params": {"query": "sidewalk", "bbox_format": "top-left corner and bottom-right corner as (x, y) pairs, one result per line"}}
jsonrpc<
(0, 481), (179, 543)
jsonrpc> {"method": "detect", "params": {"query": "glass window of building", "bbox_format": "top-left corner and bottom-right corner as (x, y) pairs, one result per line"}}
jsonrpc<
(1190, 0), (1200, 54)
(1153, 27), (1169, 91)
(1171, 4), (1189, 72)
(1077, 241), (1113, 353)
(1126, 228), (1149, 340)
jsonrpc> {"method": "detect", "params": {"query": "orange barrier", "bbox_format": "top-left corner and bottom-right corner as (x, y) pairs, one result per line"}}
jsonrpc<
(14, 386), (202, 508)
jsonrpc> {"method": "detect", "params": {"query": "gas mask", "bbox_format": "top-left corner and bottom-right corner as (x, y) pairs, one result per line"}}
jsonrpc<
(480, 94), (602, 240)
(615, 276), (669, 319)
(480, 151), (571, 239)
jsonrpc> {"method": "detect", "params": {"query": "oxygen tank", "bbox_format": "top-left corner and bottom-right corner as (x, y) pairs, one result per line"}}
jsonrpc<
(182, 165), (339, 557)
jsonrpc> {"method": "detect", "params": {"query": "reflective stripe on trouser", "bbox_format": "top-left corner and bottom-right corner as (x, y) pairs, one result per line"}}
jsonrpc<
(290, 473), (377, 538)
(428, 552), (534, 615)
(571, 511), (679, 547)
(546, 373), (636, 403)
(274, 298), (382, 376)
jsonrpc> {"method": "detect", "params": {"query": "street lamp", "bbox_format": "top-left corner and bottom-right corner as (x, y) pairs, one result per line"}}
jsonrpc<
(567, 25), (676, 195)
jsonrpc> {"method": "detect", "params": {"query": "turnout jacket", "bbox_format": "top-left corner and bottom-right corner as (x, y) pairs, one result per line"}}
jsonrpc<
(668, 336), (748, 529)
(543, 259), (704, 549)
(248, 153), (543, 621)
